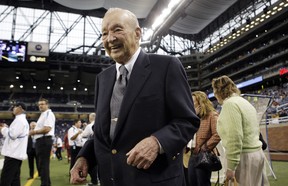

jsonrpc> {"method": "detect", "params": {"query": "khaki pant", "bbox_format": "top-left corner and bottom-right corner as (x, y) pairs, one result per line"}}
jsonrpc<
(235, 150), (270, 186)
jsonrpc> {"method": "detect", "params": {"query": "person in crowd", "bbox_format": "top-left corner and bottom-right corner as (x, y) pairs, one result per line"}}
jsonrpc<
(63, 129), (71, 163)
(68, 119), (83, 171)
(183, 140), (192, 186)
(27, 121), (40, 179)
(29, 98), (55, 186)
(81, 122), (88, 145)
(187, 91), (221, 186)
(82, 113), (96, 140)
(0, 102), (29, 186)
(82, 113), (98, 186)
(212, 75), (269, 186)
(55, 135), (63, 161)
(70, 7), (199, 186)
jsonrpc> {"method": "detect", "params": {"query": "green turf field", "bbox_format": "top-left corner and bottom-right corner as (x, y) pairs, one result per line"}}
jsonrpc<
(10, 156), (287, 186)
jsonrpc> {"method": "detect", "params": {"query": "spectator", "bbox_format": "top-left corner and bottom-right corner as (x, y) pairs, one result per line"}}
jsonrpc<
(212, 75), (269, 185)
(63, 130), (71, 163)
(0, 102), (29, 186)
(82, 113), (98, 186)
(29, 98), (55, 186)
(55, 135), (63, 161)
(27, 121), (40, 179)
(68, 119), (83, 171)
(188, 91), (221, 186)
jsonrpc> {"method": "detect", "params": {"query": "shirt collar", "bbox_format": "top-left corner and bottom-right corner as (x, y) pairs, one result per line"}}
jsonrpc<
(115, 47), (141, 79)
(42, 109), (51, 113)
(16, 113), (26, 118)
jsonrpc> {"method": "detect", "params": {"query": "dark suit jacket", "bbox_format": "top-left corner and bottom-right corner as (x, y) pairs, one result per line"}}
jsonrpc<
(79, 50), (200, 186)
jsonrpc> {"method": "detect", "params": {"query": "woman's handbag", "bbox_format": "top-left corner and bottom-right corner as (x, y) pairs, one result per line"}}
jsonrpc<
(192, 148), (222, 171)
(224, 177), (238, 186)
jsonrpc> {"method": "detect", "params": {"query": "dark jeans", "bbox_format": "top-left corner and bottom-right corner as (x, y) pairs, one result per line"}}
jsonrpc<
(0, 156), (22, 186)
(35, 136), (53, 186)
(188, 155), (212, 186)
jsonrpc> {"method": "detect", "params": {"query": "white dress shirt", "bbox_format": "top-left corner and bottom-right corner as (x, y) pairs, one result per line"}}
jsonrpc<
(34, 109), (55, 140)
(56, 137), (63, 148)
(68, 126), (83, 147)
(82, 121), (94, 139)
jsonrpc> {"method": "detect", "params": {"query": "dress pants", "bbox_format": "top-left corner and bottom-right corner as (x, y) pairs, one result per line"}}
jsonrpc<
(35, 136), (53, 186)
(88, 165), (98, 185)
(0, 156), (22, 186)
(69, 146), (82, 171)
(27, 147), (40, 178)
(188, 156), (212, 186)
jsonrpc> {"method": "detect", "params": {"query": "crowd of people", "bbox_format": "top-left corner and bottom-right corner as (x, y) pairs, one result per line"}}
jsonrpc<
(0, 98), (98, 186)
(0, 7), (276, 186)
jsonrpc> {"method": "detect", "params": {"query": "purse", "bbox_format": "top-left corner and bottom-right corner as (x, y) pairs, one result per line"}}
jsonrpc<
(224, 177), (238, 186)
(192, 149), (222, 171)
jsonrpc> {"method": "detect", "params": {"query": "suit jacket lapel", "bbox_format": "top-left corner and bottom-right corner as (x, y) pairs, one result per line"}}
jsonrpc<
(100, 66), (116, 144)
(113, 50), (151, 141)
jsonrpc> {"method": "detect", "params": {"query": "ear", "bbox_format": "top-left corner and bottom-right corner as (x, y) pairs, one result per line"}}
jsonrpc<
(135, 27), (142, 40)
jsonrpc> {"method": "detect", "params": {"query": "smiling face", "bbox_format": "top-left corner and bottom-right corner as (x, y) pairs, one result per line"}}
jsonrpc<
(102, 8), (141, 64)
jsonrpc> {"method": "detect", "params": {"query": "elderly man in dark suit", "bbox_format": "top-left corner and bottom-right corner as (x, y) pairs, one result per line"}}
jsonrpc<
(70, 8), (200, 186)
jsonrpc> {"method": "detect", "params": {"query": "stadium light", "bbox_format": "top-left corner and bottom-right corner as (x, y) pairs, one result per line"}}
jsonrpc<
(141, 0), (188, 44)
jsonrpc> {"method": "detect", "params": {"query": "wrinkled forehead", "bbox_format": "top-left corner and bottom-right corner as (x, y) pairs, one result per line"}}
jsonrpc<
(102, 11), (132, 30)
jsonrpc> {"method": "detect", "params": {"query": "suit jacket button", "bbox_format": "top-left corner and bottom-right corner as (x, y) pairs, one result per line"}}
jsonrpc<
(112, 149), (117, 154)
(172, 156), (176, 160)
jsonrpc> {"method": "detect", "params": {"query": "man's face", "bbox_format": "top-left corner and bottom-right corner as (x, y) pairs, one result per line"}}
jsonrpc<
(102, 11), (140, 64)
(38, 101), (48, 112)
(75, 120), (82, 128)
(13, 105), (22, 115)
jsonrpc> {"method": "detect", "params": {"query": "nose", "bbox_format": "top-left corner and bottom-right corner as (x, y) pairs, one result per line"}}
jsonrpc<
(107, 33), (116, 42)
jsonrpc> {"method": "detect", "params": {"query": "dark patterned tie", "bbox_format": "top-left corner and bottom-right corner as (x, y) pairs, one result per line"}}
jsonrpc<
(110, 65), (128, 139)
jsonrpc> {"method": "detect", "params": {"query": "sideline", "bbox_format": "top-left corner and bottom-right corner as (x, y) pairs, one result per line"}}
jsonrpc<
(24, 172), (39, 186)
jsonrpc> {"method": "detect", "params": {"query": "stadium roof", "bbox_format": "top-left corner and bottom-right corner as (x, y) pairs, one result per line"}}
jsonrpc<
(0, 0), (249, 41)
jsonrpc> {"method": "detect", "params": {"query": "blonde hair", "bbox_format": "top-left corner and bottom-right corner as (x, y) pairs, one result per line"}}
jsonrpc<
(212, 75), (240, 100)
(192, 91), (216, 119)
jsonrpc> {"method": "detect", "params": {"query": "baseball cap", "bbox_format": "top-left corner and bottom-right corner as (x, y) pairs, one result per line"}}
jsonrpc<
(14, 102), (27, 111)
